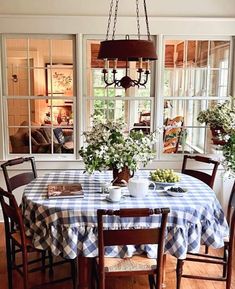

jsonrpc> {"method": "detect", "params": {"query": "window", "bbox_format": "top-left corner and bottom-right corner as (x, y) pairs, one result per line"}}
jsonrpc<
(162, 38), (231, 155)
(3, 35), (75, 157)
(1, 34), (232, 160)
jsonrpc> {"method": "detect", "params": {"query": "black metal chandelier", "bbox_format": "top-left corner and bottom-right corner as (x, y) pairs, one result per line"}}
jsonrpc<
(98, 0), (157, 90)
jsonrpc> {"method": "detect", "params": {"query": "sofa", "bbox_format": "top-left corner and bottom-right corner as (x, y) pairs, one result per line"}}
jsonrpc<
(10, 121), (73, 154)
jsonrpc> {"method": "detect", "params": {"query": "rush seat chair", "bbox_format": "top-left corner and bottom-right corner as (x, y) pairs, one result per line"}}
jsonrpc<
(94, 207), (170, 289)
(0, 188), (77, 289)
(176, 181), (235, 289)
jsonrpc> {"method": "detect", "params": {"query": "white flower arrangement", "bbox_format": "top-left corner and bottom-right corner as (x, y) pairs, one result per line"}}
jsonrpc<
(79, 119), (158, 174)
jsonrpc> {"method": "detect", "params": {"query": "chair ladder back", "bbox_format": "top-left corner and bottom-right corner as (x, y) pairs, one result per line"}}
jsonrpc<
(227, 181), (235, 226)
(181, 155), (219, 188)
(8, 172), (35, 192)
(1, 157), (37, 192)
(103, 228), (161, 246)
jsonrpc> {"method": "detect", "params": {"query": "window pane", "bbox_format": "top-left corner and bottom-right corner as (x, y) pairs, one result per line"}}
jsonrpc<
(47, 64), (73, 96)
(51, 39), (74, 64)
(7, 63), (29, 96)
(29, 68), (47, 96)
(196, 41), (209, 67)
(6, 38), (27, 59)
(208, 69), (228, 97)
(9, 127), (29, 154)
(8, 99), (29, 126)
(28, 39), (50, 67)
(209, 41), (230, 69)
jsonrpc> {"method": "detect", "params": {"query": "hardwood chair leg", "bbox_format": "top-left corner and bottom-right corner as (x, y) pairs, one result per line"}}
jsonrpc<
(41, 250), (46, 272)
(70, 259), (78, 289)
(176, 259), (184, 289)
(6, 237), (13, 289)
(162, 254), (166, 287)
(223, 245), (228, 278)
(48, 250), (54, 276)
(22, 250), (29, 289)
(226, 246), (232, 289)
(148, 275), (155, 289)
(205, 245), (209, 254)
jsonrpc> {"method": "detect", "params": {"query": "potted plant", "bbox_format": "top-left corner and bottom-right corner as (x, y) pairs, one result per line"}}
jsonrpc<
(197, 100), (235, 145)
(79, 119), (157, 184)
(222, 131), (235, 175)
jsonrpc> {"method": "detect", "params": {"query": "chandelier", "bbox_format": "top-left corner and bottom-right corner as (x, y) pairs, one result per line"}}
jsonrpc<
(98, 0), (157, 90)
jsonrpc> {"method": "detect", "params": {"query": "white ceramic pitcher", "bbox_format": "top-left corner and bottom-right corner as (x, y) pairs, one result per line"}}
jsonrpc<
(122, 178), (156, 198)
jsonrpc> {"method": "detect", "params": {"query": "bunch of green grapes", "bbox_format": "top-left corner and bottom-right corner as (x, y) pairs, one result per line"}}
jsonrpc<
(150, 169), (180, 183)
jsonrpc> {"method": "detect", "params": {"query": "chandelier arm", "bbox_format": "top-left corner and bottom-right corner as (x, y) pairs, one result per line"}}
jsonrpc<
(106, 0), (114, 40)
(136, 69), (143, 83)
(112, 70), (117, 83)
(112, 0), (120, 40)
(136, 0), (140, 40)
(143, 0), (151, 40)
(102, 69), (118, 87)
(138, 71), (150, 86)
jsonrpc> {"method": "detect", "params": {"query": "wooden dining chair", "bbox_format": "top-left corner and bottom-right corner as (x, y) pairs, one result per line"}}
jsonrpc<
(0, 157), (53, 268)
(94, 207), (170, 289)
(163, 116), (184, 153)
(0, 187), (77, 289)
(176, 181), (235, 289)
(181, 155), (219, 189)
(0, 157), (47, 267)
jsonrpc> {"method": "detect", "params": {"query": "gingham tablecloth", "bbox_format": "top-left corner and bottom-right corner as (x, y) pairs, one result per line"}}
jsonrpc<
(22, 170), (229, 260)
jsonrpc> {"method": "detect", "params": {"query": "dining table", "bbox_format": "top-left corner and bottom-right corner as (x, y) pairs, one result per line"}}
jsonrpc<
(22, 170), (229, 289)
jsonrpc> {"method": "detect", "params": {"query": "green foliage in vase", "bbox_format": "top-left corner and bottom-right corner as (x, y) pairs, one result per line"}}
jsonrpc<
(79, 119), (158, 174)
(197, 100), (235, 133)
(222, 131), (235, 174)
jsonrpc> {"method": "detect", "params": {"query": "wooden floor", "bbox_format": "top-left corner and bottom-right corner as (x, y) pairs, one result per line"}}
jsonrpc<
(0, 224), (234, 289)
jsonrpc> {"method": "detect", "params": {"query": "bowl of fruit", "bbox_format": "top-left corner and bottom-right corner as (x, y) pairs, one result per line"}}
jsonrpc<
(164, 186), (188, 197)
(150, 169), (180, 189)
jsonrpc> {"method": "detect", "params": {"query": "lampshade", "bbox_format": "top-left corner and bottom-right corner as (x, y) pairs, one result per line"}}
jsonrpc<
(98, 39), (157, 61)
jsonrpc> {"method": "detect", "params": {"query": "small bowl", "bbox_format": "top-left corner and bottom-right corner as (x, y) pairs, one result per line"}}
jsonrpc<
(164, 186), (188, 197)
(154, 181), (176, 190)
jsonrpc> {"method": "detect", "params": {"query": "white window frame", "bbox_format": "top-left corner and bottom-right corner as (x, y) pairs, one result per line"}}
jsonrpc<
(158, 35), (233, 160)
(1, 34), (77, 161)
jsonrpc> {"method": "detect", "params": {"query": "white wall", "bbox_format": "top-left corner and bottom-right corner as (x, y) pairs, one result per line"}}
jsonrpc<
(0, 0), (235, 17)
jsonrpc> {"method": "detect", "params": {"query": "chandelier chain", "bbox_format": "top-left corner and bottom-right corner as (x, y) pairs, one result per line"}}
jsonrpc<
(136, 0), (140, 40)
(106, 0), (114, 40)
(143, 0), (151, 40)
(112, 0), (120, 40)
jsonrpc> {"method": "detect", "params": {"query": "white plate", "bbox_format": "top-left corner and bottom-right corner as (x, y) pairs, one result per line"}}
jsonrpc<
(165, 186), (188, 197)
(105, 196), (125, 203)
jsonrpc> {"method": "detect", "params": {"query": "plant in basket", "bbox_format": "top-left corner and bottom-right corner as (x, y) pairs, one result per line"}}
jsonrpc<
(197, 100), (235, 145)
(79, 118), (158, 184)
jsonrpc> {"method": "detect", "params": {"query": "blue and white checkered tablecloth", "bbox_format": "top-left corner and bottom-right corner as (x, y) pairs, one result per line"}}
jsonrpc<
(22, 170), (229, 260)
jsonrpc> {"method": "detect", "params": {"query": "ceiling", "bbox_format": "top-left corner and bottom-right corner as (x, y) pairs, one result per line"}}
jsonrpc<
(0, 0), (235, 17)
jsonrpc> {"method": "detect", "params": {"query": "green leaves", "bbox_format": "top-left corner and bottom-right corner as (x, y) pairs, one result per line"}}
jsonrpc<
(197, 100), (235, 133)
(79, 119), (157, 174)
(223, 132), (235, 174)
